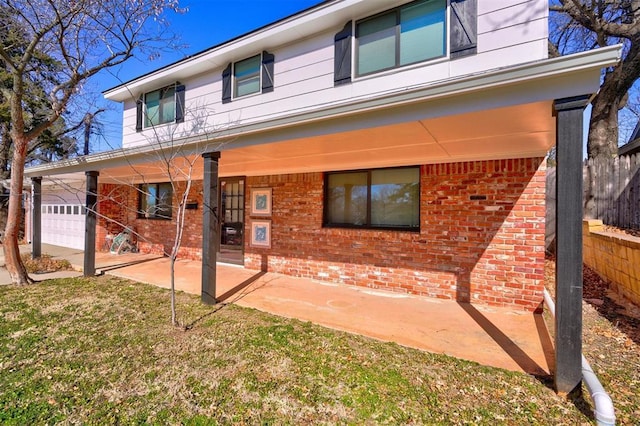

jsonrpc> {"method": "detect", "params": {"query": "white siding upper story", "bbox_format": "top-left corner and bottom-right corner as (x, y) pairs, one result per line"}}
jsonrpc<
(109, 0), (549, 149)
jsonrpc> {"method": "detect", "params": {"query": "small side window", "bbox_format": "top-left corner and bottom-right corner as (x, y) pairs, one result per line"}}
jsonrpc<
(139, 182), (173, 219)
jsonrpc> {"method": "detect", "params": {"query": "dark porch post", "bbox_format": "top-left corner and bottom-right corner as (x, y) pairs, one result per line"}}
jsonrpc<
(553, 95), (590, 394)
(84, 171), (99, 277)
(201, 151), (221, 305)
(31, 177), (42, 259)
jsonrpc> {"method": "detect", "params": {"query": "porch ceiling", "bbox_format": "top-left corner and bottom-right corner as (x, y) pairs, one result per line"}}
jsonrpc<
(97, 100), (555, 184)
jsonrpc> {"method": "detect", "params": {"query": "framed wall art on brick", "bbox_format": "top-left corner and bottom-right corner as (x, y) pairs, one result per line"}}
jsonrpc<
(250, 188), (272, 216)
(250, 220), (271, 248)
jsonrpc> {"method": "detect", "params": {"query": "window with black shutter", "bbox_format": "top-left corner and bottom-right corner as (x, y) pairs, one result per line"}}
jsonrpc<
(136, 82), (185, 131)
(332, 0), (477, 83)
(222, 51), (275, 102)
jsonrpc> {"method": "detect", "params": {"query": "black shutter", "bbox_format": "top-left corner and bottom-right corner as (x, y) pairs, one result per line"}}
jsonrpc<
(222, 63), (232, 103)
(450, 0), (477, 59)
(261, 50), (275, 93)
(135, 95), (143, 132)
(175, 83), (185, 123)
(334, 21), (352, 86)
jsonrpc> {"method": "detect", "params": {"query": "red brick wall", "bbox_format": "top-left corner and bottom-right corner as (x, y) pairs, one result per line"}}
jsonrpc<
(97, 181), (203, 259)
(245, 158), (546, 311)
(97, 157), (546, 311)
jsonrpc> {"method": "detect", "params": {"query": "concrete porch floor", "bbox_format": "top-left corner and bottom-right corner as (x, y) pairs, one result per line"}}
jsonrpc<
(5, 244), (555, 377)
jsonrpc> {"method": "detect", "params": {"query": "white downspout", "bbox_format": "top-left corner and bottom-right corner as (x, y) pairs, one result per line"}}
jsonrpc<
(543, 289), (616, 426)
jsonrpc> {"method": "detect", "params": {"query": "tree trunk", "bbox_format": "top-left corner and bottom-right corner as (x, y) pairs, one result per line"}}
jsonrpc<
(587, 90), (621, 160)
(0, 122), (11, 236)
(583, 161), (597, 219)
(170, 255), (176, 326)
(3, 134), (32, 284)
(584, 80), (625, 218)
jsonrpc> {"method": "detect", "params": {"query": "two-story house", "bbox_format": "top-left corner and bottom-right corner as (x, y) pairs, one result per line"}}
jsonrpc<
(26, 0), (619, 317)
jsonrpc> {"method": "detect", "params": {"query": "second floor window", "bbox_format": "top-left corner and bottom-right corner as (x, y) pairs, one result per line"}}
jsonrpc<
(145, 85), (176, 127)
(356, 0), (446, 76)
(136, 83), (185, 132)
(234, 54), (261, 98)
(222, 51), (274, 103)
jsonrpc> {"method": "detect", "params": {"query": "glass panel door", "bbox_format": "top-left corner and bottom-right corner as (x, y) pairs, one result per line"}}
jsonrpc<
(219, 177), (245, 265)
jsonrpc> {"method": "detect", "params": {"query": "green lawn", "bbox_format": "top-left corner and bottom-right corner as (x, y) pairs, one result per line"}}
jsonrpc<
(0, 276), (593, 424)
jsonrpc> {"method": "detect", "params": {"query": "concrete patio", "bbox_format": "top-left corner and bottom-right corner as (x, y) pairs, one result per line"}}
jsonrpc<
(0, 244), (555, 377)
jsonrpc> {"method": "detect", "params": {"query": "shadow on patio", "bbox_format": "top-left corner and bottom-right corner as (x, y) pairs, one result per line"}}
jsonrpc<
(42, 244), (554, 376)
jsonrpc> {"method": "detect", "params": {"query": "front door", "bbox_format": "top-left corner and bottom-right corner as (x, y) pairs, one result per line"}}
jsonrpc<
(219, 177), (245, 264)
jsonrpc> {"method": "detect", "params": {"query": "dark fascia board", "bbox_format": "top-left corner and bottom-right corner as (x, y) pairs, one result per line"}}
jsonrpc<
(102, 0), (331, 95)
(628, 119), (640, 143)
(619, 136), (640, 156)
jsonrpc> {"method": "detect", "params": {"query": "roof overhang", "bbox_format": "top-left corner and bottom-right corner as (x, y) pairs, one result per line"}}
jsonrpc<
(27, 44), (622, 182)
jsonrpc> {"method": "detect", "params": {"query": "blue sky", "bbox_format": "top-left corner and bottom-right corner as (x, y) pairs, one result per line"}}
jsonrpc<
(92, 0), (321, 152)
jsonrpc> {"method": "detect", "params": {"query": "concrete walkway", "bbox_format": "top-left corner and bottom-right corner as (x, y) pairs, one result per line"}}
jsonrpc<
(0, 244), (554, 376)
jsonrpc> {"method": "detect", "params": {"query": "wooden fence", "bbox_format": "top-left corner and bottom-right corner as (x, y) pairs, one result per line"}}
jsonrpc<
(546, 154), (640, 247)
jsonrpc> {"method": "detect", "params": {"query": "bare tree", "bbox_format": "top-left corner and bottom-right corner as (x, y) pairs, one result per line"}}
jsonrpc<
(0, 0), (184, 284)
(549, 0), (640, 159)
(96, 100), (232, 326)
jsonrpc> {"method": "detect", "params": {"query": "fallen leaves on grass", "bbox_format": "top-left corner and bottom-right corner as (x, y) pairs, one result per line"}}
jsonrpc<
(20, 253), (72, 274)
(545, 256), (640, 425)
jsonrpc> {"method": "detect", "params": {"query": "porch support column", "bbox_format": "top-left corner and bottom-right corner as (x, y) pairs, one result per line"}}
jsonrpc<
(84, 171), (99, 277)
(201, 151), (221, 305)
(553, 95), (589, 395)
(31, 177), (42, 259)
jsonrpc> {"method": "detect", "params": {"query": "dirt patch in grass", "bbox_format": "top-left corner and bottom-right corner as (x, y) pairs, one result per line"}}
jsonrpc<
(1, 275), (597, 425)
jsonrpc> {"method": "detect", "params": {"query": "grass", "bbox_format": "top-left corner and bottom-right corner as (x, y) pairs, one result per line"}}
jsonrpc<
(0, 276), (599, 424)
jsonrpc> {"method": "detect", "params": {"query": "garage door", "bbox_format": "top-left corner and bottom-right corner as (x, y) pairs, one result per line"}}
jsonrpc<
(41, 204), (86, 250)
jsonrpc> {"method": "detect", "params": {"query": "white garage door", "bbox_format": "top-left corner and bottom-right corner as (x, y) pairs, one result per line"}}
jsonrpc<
(41, 204), (86, 250)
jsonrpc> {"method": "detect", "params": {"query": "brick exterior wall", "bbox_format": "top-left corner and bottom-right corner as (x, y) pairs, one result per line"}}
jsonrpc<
(97, 180), (204, 259)
(97, 157), (546, 311)
(245, 158), (546, 311)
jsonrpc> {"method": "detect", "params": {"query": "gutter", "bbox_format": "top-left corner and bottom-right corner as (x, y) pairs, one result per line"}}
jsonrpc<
(543, 289), (616, 426)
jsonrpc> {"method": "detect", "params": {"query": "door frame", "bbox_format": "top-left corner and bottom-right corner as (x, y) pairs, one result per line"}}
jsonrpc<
(218, 176), (246, 265)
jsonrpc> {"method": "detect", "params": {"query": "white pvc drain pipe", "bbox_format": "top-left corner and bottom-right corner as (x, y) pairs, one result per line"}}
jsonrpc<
(543, 289), (616, 426)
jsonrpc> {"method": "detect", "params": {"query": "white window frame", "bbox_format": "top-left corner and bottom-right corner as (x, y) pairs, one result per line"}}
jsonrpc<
(233, 54), (262, 99)
(354, 0), (448, 77)
(143, 84), (177, 128)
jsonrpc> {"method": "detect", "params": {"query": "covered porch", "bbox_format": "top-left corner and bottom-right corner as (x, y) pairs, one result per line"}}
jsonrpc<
(24, 45), (621, 393)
